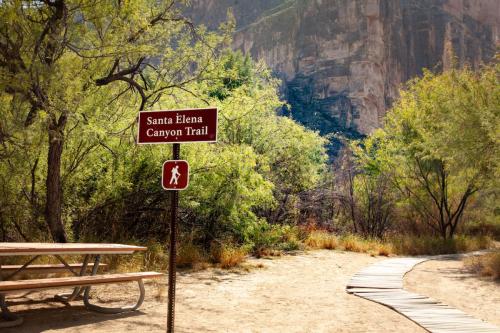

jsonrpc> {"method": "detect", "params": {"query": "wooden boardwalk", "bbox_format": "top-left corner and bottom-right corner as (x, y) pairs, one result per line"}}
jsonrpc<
(346, 256), (500, 333)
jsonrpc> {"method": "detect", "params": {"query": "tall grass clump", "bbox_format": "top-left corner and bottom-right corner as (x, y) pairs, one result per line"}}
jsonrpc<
(389, 235), (492, 255)
(177, 243), (206, 268)
(465, 252), (500, 280)
(375, 242), (393, 256)
(338, 234), (393, 256)
(142, 242), (169, 271)
(305, 230), (338, 249)
(340, 234), (367, 252)
(304, 231), (393, 256)
(210, 243), (248, 269)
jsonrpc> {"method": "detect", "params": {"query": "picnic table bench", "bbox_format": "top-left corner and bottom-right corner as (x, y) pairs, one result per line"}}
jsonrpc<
(0, 242), (164, 328)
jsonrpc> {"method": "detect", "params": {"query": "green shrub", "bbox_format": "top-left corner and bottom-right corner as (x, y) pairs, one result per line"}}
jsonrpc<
(245, 222), (303, 256)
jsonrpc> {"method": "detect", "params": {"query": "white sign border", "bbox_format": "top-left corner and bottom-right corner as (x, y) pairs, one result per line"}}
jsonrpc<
(161, 160), (190, 191)
(137, 107), (218, 145)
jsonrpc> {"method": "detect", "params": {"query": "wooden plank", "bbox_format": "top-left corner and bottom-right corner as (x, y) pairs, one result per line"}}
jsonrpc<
(0, 263), (107, 274)
(346, 255), (500, 333)
(0, 242), (147, 256)
(0, 272), (164, 294)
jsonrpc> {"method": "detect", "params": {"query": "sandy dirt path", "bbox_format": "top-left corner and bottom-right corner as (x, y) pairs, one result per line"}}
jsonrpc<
(5, 250), (426, 333)
(405, 256), (500, 327)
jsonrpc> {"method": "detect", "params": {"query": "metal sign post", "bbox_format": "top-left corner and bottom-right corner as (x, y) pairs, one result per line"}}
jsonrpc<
(167, 143), (180, 333)
(137, 108), (218, 333)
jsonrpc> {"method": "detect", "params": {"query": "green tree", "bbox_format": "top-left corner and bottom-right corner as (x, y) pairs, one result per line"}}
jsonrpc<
(0, 0), (227, 241)
(210, 57), (327, 224)
(152, 55), (326, 245)
(336, 137), (395, 238)
(208, 50), (254, 101)
(371, 62), (499, 239)
(71, 53), (327, 248)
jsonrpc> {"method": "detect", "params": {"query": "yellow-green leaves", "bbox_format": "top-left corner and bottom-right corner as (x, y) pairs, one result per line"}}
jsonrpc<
(359, 61), (500, 238)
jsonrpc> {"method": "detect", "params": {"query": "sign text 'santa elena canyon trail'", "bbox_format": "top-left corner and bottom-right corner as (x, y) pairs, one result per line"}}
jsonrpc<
(137, 108), (218, 144)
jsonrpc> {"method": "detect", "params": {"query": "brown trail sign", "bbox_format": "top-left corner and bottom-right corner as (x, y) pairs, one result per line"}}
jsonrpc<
(162, 160), (189, 191)
(138, 108), (217, 144)
(137, 108), (218, 333)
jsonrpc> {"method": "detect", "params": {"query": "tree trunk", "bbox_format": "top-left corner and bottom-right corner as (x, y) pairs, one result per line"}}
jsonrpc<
(45, 116), (68, 243)
(271, 193), (289, 224)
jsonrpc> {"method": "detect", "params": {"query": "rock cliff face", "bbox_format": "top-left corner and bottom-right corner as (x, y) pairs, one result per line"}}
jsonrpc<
(186, 0), (498, 140)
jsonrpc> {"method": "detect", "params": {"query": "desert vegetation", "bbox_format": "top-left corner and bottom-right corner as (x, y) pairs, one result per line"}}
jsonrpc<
(465, 252), (500, 280)
(0, 1), (498, 271)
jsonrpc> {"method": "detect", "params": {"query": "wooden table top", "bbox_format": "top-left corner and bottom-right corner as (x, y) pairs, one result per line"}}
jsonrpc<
(0, 243), (147, 256)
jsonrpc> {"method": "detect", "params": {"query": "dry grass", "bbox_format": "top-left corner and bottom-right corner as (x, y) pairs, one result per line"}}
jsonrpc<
(153, 280), (168, 302)
(210, 244), (247, 269)
(389, 235), (492, 256)
(376, 243), (393, 256)
(102, 233), (492, 274)
(465, 252), (500, 280)
(305, 231), (393, 256)
(255, 248), (283, 258)
(464, 222), (500, 240)
(305, 231), (338, 250)
(340, 234), (368, 252)
(107, 241), (248, 272)
(141, 242), (168, 270)
(339, 235), (393, 256)
(177, 243), (206, 268)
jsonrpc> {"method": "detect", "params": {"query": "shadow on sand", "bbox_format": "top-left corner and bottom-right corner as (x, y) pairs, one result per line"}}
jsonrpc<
(2, 300), (147, 333)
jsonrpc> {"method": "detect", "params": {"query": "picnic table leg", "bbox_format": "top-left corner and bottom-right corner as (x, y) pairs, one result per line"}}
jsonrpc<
(55, 254), (91, 303)
(83, 279), (146, 314)
(0, 294), (23, 328)
(82, 255), (146, 314)
(0, 264), (23, 327)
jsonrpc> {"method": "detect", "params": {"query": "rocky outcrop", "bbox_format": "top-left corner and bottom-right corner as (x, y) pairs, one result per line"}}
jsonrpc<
(186, 0), (499, 138)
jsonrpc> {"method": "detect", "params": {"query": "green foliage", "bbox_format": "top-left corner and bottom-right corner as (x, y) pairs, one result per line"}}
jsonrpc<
(211, 61), (327, 195)
(356, 62), (499, 239)
(0, 2), (326, 251)
(209, 50), (254, 100)
(384, 64), (499, 187)
(183, 144), (275, 243)
(245, 222), (302, 255)
(0, 0), (230, 241)
(344, 138), (395, 238)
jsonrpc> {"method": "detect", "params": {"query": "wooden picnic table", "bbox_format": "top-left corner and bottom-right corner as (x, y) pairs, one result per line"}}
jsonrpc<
(0, 242), (147, 256)
(0, 242), (163, 328)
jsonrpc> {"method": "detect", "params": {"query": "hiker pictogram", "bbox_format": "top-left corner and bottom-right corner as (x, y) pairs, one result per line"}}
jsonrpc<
(170, 166), (181, 185)
(162, 160), (189, 190)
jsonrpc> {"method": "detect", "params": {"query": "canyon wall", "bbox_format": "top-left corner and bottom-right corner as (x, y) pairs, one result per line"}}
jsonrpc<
(186, 0), (499, 140)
